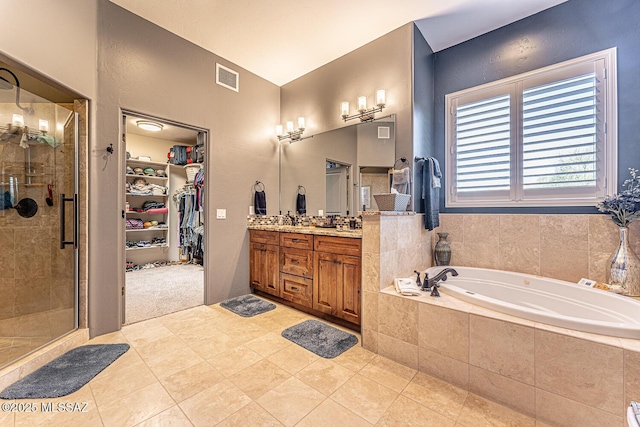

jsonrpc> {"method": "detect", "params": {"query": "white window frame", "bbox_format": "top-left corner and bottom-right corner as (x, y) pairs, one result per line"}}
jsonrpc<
(445, 48), (617, 208)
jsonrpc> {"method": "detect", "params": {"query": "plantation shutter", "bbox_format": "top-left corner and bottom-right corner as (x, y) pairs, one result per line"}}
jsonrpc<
(445, 49), (614, 207)
(519, 60), (607, 200)
(450, 86), (515, 203)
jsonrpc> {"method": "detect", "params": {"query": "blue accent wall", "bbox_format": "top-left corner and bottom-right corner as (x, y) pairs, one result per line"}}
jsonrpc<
(412, 24), (435, 212)
(432, 0), (640, 214)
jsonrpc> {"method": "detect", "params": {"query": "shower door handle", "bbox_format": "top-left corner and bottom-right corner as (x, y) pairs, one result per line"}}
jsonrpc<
(60, 193), (78, 249)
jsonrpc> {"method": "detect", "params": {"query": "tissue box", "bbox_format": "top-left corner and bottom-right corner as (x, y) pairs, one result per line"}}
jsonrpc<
(373, 193), (411, 211)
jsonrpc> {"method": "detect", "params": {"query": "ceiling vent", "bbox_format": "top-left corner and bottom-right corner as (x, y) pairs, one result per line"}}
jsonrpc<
(216, 63), (239, 92)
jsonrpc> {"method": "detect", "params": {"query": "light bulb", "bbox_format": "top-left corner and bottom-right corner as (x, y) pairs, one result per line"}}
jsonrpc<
(297, 117), (305, 130)
(12, 114), (24, 127)
(376, 89), (386, 106)
(357, 96), (367, 112)
(286, 121), (294, 133)
(39, 119), (49, 132)
(341, 102), (349, 117)
(276, 125), (283, 136)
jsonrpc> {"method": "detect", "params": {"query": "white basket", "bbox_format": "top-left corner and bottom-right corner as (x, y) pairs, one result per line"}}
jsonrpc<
(373, 193), (411, 211)
(184, 164), (201, 182)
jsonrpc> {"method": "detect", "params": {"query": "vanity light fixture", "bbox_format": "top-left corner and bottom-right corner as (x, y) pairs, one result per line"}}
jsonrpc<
(341, 89), (386, 122)
(276, 116), (311, 143)
(136, 120), (164, 132)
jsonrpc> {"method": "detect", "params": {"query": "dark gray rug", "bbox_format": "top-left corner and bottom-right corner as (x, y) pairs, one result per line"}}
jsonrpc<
(220, 294), (276, 317)
(0, 344), (129, 399)
(281, 320), (358, 358)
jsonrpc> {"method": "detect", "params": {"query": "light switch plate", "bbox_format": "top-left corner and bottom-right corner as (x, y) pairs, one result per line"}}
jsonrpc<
(216, 209), (226, 219)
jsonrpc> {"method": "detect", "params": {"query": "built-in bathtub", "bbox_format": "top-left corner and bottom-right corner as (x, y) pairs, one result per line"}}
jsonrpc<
(373, 266), (640, 426)
(429, 266), (640, 339)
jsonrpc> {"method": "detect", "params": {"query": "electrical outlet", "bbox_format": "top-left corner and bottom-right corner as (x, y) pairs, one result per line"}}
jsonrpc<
(216, 209), (226, 219)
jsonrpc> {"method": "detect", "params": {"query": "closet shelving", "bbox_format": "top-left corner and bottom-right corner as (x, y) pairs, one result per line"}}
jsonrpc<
(125, 159), (170, 253)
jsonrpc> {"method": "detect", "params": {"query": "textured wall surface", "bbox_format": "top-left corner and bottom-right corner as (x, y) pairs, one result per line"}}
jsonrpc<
(92, 0), (280, 336)
(433, 0), (640, 213)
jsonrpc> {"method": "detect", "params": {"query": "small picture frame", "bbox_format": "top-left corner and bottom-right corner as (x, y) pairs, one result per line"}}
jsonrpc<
(361, 186), (371, 209)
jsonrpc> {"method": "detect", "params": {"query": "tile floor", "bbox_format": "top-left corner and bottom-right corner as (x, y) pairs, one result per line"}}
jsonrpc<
(0, 301), (547, 426)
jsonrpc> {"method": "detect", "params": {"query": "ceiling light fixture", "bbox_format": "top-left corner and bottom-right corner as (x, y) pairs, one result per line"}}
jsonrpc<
(276, 116), (311, 143)
(136, 120), (164, 132)
(341, 89), (386, 122)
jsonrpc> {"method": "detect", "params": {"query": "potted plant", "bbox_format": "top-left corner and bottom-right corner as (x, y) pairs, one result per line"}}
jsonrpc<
(597, 168), (640, 295)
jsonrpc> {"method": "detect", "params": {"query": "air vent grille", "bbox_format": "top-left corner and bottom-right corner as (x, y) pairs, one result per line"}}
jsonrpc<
(378, 126), (390, 139)
(216, 63), (239, 92)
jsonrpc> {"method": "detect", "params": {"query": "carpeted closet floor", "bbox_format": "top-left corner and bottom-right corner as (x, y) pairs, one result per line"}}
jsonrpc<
(125, 264), (204, 324)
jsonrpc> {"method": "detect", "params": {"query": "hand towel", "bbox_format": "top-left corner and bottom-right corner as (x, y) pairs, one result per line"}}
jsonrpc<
(430, 157), (442, 189)
(254, 190), (267, 215)
(392, 167), (411, 195)
(296, 193), (306, 215)
(419, 158), (440, 230)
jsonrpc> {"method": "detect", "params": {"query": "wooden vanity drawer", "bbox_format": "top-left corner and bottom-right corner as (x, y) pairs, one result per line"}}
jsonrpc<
(314, 235), (362, 257)
(280, 247), (313, 278)
(249, 229), (279, 245)
(280, 273), (313, 308)
(280, 232), (313, 250)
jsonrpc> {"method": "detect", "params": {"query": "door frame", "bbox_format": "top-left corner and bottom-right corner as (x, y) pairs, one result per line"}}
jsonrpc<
(119, 109), (210, 325)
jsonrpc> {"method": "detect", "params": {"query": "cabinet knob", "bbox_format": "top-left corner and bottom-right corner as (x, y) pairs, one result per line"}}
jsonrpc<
(291, 286), (299, 291)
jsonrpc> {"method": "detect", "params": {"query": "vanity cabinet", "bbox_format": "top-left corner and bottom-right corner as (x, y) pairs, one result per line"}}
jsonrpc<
(248, 229), (361, 328)
(313, 236), (362, 325)
(249, 230), (280, 297)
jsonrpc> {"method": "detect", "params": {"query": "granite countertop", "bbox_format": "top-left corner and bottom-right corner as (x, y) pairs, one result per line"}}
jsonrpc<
(360, 211), (415, 216)
(247, 224), (362, 238)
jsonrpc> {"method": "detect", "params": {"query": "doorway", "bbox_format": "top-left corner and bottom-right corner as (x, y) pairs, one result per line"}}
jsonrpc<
(325, 160), (351, 215)
(121, 111), (207, 325)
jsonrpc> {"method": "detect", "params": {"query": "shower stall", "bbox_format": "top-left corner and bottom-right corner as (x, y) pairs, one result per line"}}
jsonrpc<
(0, 68), (78, 369)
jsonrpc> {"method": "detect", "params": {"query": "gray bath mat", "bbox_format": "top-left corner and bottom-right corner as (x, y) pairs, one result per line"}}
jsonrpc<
(0, 343), (129, 399)
(220, 294), (276, 317)
(281, 320), (358, 358)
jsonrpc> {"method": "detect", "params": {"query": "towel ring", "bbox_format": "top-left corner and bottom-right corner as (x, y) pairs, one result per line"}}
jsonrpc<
(394, 157), (410, 169)
(297, 185), (306, 195)
(253, 181), (265, 192)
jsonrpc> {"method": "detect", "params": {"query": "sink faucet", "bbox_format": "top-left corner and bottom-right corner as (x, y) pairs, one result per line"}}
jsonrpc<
(423, 268), (458, 297)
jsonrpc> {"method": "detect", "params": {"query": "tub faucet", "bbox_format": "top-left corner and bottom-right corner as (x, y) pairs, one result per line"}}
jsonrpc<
(423, 268), (458, 297)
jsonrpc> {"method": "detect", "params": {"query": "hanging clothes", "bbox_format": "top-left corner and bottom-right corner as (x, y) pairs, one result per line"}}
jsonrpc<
(173, 186), (204, 263)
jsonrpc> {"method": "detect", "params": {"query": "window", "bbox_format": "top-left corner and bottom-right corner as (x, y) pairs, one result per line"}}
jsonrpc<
(445, 48), (617, 208)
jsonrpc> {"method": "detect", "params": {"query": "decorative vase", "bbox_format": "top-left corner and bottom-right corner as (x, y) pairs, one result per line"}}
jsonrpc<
(434, 232), (452, 266)
(608, 227), (640, 296)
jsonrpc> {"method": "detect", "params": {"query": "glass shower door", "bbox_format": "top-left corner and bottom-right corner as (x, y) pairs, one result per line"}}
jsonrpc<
(0, 79), (78, 368)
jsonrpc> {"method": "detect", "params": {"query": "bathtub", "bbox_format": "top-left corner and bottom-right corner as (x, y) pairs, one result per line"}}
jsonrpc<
(427, 266), (640, 339)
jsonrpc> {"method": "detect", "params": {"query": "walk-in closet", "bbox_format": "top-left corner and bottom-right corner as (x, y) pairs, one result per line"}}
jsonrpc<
(123, 113), (206, 324)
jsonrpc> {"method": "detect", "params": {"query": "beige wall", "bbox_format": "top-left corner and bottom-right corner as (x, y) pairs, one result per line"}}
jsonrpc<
(91, 0), (280, 336)
(433, 213), (640, 284)
(281, 24), (414, 176)
(0, 0), (97, 100)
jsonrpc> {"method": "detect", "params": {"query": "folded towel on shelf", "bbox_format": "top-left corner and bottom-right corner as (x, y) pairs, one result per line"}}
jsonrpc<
(392, 167), (411, 195)
(254, 190), (267, 215)
(296, 193), (306, 215)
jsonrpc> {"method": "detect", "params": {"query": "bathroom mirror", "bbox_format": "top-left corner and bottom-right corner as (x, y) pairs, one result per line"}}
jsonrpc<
(279, 115), (395, 216)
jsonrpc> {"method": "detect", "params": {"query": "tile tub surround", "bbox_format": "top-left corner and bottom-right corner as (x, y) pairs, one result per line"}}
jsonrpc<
(372, 287), (639, 426)
(433, 213), (640, 283)
(361, 213), (433, 356)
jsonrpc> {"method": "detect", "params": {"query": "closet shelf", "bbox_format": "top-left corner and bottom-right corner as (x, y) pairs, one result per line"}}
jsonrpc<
(125, 244), (168, 251)
(126, 194), (168, 198)
(126, 210), (166, 215)
(126, 174), (168, 182)
(126, 227), (169, 233)
(126, 159), (168, 168)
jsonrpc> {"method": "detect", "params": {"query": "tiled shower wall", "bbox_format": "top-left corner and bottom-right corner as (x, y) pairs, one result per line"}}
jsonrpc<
(433, 213), (640, 283)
